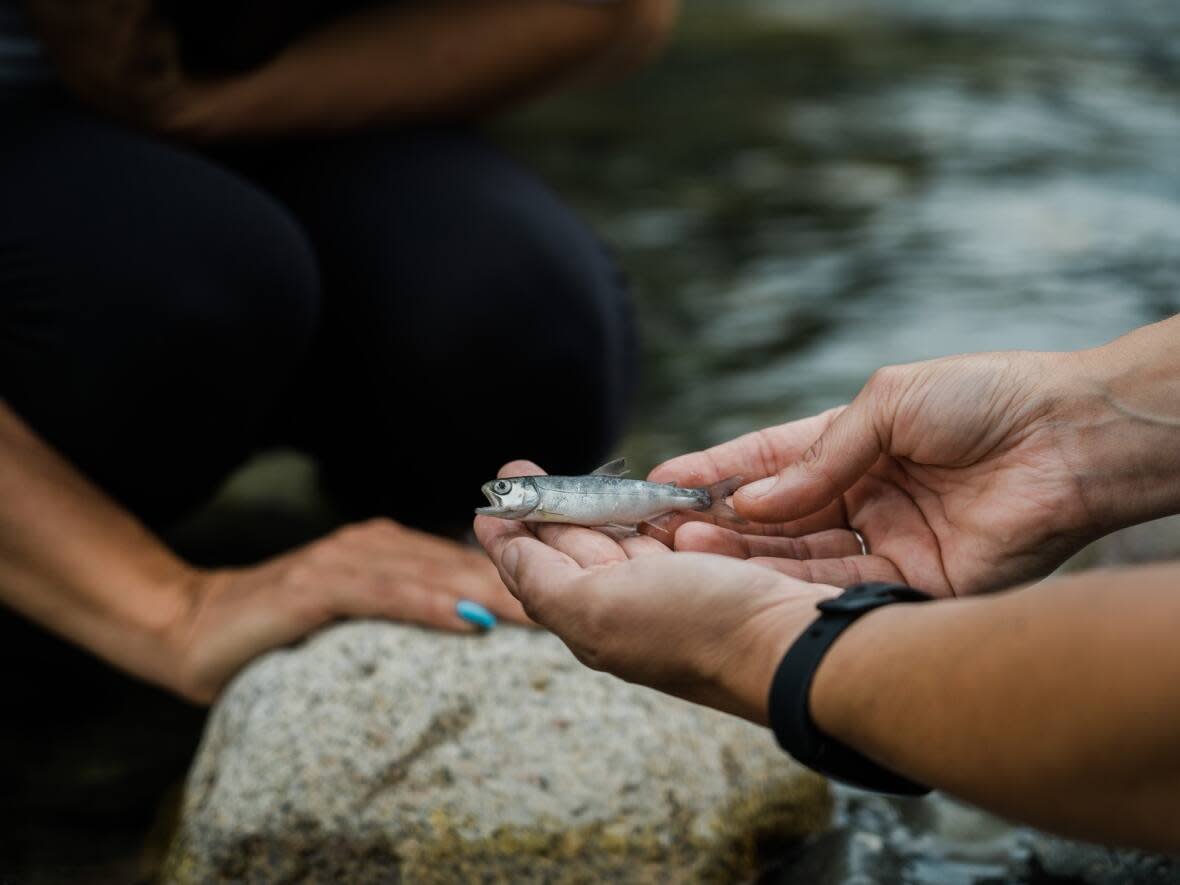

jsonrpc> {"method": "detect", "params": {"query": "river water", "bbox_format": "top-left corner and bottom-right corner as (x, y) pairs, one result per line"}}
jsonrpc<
(505, 0), (1180, 465)
(499, 0), (1180, 881)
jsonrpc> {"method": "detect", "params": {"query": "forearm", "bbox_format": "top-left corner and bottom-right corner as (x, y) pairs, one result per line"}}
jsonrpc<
(809, 563), (1180, 850)
(1061, 313), (1180, 532)
(0, 402), (191, 688)
(164, 0), (677, 140)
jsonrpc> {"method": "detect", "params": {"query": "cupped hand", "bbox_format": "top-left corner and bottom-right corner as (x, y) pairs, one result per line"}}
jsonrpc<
(475, 461), (838, 724)
(167, 519), (529, 703)
(654, 351), (1101, 597)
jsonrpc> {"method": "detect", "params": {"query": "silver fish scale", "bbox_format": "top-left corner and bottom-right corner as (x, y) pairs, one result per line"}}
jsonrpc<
(530, 475), (705, 525)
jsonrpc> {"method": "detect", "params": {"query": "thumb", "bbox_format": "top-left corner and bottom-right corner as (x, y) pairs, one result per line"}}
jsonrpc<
(734, 390), (891, 522)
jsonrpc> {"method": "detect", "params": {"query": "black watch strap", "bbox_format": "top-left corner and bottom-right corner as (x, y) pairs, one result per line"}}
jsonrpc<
(768, 581), (935, 795)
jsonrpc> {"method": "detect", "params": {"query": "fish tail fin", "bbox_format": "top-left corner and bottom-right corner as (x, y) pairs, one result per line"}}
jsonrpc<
(700, 476), (748, 524)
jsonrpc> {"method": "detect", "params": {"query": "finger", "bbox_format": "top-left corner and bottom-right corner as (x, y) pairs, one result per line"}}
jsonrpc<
(468, 590), (534, 627)
(333, 574), (480, 634)
(337, 521), (535, 625)
(655, 496), (849, 539)
(506, 537), (587, 622)
(476, 521), (584, 618)
(619, 533), (672, 558)
(734, 385), (897, 523)
(535, 523), (630, 568)
(446, 557), (535, 626)
(334, 519), (503, 571)
(498, 459), (543, 479)
(380, 558), (534, 627)
(636, 518), (674, 547)
(474, 513), (539, 593)
(746, 555), (905, 587)
(675, 523), (865, 560)
(648, 411), (840, 488)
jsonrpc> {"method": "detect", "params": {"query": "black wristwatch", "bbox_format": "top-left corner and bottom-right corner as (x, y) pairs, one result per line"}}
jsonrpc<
(768, 581), (935, 795)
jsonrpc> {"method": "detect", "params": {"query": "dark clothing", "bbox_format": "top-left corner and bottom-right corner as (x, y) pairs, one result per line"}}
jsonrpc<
(0, 95), (636, 530)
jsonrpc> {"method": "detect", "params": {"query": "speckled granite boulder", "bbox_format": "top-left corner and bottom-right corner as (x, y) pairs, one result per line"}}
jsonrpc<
(164, 622), (829, 883)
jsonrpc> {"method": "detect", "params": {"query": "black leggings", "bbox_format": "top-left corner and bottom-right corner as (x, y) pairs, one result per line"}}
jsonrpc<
(0, 96), (636, 531)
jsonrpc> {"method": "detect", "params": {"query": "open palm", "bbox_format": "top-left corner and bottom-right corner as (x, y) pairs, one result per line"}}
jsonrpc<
(653, 352), (1099, 597)
(475, 460), (836, 724)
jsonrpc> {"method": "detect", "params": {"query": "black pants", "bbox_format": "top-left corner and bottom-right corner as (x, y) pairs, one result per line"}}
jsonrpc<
(0, 96), (636, 531)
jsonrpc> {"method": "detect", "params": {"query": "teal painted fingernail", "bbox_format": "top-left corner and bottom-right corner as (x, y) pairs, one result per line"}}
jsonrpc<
(456, 600), (497, 631)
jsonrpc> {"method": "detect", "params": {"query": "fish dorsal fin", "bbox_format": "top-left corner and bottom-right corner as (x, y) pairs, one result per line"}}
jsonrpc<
(590, 457), (629, 477)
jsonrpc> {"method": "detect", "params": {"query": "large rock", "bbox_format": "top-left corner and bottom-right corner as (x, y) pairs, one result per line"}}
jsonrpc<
(164, 622), (829, 883)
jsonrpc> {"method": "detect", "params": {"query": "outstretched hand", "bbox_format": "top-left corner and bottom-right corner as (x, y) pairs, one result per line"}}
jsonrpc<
(653, 351), (1101, 597)
(170, 519), (530, 703)
(475, 460), (837, 724)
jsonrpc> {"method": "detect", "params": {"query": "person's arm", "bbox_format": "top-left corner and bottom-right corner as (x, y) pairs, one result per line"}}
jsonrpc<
(808, 564), (1180, 851)
(654, 314), (1180, 596)
(164, 0), (678, 139)
(0, 401), (191, 684)
(25, 0), (679, 139)
(0, 401), (527, 703)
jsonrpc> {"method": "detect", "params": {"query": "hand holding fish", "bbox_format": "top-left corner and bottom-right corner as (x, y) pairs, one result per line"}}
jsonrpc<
(475, 321), (1180, 850)
(659, 330), (1180, 596)
(475, 460), (838, 724)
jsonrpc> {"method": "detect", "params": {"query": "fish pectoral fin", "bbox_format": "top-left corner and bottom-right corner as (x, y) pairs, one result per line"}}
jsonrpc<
(590, 457), (629, 477)
(637, 513), (676, 546)
(598, 523), (640, 539)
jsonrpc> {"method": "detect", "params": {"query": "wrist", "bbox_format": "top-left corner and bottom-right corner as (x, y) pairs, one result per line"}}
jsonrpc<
(114, 557), (203, 693)
(57, 549), (202, 698)
(715, 584), (841, 727)
(1058, 322), (1180, 532)
(770, 584), (934, 794)
(807, 603), (909, 747)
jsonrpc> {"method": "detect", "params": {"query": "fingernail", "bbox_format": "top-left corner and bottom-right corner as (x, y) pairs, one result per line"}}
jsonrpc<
(456, 600), (497, 631)
(741, 477), (777, 499)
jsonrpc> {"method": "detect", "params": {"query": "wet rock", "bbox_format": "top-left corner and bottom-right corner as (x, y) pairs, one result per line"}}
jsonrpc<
(164, 622), (830, 883)
(1027, 835), (1180, 884)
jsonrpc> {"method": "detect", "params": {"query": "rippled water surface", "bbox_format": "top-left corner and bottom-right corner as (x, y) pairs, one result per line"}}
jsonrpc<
(500, 1), (1180, 881)
(504, 0), (1180, 464)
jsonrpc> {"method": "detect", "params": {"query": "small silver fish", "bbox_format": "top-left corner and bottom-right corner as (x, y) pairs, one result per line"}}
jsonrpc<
(475, 458), (744, 528)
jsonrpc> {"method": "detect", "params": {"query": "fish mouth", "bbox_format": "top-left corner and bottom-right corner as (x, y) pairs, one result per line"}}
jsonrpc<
(475, 486), (511, 517)
(474, 486), (536, 520)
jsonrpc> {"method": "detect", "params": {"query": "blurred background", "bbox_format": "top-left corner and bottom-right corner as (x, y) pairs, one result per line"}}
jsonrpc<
(504, 0), (1180, 469)
(6, 0), (1180, 881)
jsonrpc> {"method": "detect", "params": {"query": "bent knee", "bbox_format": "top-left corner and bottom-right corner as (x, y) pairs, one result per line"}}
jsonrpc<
(117, 199), (321, 372)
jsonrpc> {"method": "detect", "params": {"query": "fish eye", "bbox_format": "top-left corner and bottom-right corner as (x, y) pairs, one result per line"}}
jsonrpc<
(493, 480), (512, 495)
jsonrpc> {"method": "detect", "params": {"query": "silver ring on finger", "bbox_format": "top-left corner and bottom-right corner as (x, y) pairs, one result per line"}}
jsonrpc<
(852, 529), (869, 557)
